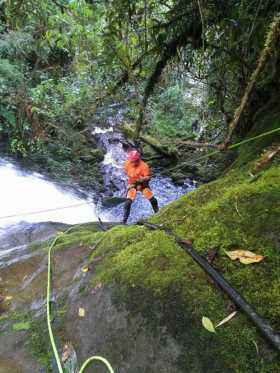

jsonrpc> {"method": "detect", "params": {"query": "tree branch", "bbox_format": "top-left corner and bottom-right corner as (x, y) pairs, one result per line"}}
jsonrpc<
(221, 14), (280, 148)
(175, 140), (219, 149)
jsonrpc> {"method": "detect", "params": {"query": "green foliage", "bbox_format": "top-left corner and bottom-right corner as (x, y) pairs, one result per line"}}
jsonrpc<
(149, 76), (204, 139)
(0, 31), (35, 59)
(30, 74), (95, 135)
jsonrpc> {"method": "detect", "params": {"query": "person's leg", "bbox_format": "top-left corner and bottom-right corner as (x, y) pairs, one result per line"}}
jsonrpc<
(143, 188), (159, 213)
(150, 196), (159, 213)
(123, 199), (132, 224)
(123, 188), (136, 224)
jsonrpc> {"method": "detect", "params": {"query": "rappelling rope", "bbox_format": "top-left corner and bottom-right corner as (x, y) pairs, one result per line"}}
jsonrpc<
(47, 228), (114, 373)
(0, 202), (93, 221)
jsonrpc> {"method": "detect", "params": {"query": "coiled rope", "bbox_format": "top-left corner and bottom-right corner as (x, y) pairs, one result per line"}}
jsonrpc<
(47, 227), (114, 373)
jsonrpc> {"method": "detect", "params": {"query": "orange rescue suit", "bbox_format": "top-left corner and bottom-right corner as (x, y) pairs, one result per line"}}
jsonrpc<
(124, 160), (153, 200)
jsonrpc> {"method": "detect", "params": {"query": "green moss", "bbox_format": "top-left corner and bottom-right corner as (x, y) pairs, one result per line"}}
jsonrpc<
(26, 298), (68, 372)
(27, 317), (52, 371)
(54, 229), (104, 251)
(90, 224), (146, 261)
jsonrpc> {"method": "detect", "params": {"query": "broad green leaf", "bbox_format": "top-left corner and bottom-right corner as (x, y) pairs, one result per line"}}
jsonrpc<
(202, 317), (216, 333)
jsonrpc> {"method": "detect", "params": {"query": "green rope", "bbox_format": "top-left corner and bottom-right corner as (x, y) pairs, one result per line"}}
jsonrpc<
(79, 356), (114, 373)
(47, 228), (114, 373)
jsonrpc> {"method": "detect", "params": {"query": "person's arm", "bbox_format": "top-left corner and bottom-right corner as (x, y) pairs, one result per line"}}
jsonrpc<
(124, 161), (137, 189)
(138, 163), (151, 184)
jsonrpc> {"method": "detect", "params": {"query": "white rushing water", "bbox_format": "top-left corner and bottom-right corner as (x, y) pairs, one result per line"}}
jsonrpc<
(0, 160), (97, 228)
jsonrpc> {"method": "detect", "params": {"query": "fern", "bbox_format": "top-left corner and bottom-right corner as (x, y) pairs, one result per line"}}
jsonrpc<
(0, 31), (34, 58)
(0, 59), (23, 84)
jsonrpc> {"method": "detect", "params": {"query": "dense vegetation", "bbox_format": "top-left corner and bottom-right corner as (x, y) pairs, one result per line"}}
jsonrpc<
(0, 0), (279, 186)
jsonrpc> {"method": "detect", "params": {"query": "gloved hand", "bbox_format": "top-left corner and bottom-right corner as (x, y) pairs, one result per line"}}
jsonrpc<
(136, 177), (150, 188)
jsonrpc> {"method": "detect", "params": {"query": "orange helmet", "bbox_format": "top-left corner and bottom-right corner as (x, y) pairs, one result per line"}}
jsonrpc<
(128, 150), (140, 161)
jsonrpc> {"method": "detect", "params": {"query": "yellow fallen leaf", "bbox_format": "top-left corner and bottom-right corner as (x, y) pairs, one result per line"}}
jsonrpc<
(202, 316), (216, 333)
(216, 311), (237, 328)
(82, 267), (89, 273)
(4, 296), (13, 302)
(225, 250), (264, 264)
(239, 256), (264, 264)
(78, 307), (85, 317)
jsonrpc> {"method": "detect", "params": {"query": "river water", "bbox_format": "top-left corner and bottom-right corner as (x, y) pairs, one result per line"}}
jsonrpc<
(0, 159), (97, 228)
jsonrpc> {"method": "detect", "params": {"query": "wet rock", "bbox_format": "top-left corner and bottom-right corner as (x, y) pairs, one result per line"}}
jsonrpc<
(0, 222), (69, 268)
(63, 286), (182, 373)
(171, 172), (188, 185)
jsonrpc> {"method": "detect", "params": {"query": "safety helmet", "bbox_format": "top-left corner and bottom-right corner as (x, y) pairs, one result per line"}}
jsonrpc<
(128, 149), (141, 161)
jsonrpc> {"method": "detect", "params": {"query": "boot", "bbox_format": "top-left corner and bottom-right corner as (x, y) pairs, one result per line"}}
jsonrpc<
(150, 197), (159, 213)
(123, 199), (132, 224)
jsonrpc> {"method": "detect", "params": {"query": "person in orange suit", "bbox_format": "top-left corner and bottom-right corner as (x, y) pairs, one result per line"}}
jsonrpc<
(123, 149), (159, 223)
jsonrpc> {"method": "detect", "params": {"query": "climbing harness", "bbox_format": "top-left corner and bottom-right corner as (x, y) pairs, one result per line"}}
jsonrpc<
(47, 227), (114, 373)
(139, 221), (280, 351)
